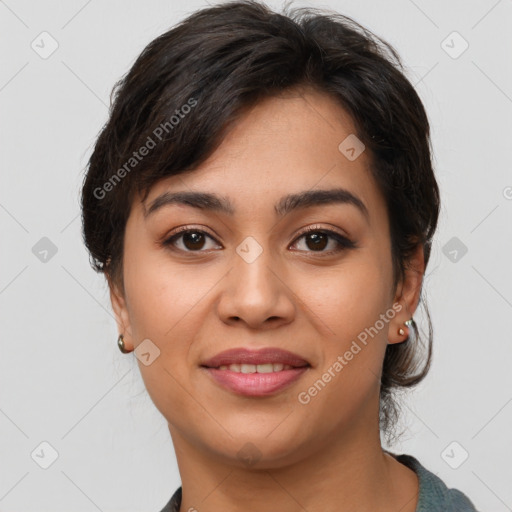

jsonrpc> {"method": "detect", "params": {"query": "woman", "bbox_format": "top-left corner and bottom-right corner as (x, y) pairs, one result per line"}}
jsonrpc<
(81, 1), (479, 510)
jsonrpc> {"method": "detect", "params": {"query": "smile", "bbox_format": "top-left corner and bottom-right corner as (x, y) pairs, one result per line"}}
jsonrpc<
(217, 363), (295, 372)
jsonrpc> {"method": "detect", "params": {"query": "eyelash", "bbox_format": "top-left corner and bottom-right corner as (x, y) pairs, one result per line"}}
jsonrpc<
(161, 224), (357, 256)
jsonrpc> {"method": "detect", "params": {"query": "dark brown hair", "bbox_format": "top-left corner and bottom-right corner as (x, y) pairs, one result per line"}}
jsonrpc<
(81, 0), (440, 443)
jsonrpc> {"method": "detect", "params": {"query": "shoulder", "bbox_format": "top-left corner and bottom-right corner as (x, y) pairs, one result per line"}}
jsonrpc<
(389, 451), (480, 512)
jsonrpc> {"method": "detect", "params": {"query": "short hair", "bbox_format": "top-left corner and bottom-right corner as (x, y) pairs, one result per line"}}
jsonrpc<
(81, 0), (440, 443)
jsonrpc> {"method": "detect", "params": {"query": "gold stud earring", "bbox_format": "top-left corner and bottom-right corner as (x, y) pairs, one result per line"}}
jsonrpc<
(117, 334), (133, 354)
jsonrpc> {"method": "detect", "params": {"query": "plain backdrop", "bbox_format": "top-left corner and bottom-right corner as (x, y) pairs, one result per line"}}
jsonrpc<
(1, 0), (511, 511)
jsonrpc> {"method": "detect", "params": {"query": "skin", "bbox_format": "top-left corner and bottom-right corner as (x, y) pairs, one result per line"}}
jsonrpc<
(109, 87), (425, 512)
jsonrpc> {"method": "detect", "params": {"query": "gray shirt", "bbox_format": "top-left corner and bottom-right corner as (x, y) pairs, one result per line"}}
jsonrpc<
(158, 452), (479, 511)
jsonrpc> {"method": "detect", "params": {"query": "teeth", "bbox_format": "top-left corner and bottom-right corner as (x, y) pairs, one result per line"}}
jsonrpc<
(217, 363), (294, 372)
(241, 364), (256, 374)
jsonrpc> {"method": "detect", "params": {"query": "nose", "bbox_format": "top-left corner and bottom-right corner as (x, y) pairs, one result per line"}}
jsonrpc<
(216, 243), (296, 330)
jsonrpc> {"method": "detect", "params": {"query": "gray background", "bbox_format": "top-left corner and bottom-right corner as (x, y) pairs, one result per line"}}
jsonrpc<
(1, 0), (511, 510)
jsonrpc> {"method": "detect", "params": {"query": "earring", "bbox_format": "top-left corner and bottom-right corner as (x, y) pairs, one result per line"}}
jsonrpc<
(398, 318), (415, 337)
(117, 334), (133, 354)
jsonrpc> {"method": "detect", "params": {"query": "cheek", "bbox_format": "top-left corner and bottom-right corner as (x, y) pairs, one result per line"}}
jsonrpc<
(123, 250), (213, 418)
(303, 257), (392, 342)
(297, 256), (392, 403)
(295, 267), (389, 424)
(123, 246), (212, 342)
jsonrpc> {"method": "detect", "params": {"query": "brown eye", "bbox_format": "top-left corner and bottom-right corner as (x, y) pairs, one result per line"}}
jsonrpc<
(163, 229), (220, 252)
(303, 232), (328, 251)
(162, 226), (356, 256)
(290, 227), (356, 254)
(181, 231), (207, 250)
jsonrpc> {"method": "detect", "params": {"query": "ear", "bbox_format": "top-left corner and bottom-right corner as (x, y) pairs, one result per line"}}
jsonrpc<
(107, 274), (134, 352)
(388, 243), (425, 345)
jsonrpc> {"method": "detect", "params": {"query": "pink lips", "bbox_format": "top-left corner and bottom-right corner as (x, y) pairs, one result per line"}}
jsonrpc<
(201, 347), (309, 368)
(204, 367), (308, 396)
(201, 347), (310, 397)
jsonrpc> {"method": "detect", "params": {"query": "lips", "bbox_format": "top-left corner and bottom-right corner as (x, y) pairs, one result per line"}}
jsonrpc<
(201, 347), (310, 369)
(204, 366), (309, 397)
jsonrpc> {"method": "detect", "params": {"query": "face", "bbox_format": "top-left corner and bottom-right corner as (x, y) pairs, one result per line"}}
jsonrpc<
(110, 88), (424, 468)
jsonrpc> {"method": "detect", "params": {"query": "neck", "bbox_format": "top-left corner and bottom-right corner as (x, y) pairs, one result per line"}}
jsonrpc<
(167, 404), (419, 512)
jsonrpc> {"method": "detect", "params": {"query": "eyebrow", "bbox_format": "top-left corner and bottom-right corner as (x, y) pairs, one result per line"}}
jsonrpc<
(144, 187), (369, 222)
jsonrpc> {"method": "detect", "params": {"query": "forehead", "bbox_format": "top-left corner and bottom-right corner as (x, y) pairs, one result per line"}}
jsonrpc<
(134, 88), (386, 227)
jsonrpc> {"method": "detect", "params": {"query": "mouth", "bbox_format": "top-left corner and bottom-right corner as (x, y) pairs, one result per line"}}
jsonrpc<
(201, 346), (310, 368)
(200, 347), (311, 397)
(206, 362), (307, 373)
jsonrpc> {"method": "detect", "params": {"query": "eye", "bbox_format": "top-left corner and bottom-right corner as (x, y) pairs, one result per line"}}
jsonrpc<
(162, 227), (221, 252)
(290, 225), (357, 254)
(162, 225), (357, 255)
